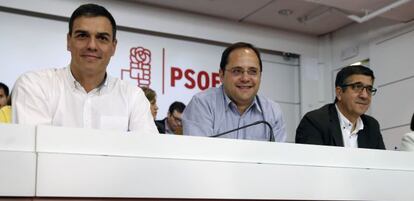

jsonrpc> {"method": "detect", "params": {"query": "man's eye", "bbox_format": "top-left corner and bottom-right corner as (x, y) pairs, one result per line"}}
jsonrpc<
(248, 69), (258, 75)
(97, 36), (109, 41)
(75, 33), (87, 38)
(353, 83), (364, 89)
(232, 69), (243, 74)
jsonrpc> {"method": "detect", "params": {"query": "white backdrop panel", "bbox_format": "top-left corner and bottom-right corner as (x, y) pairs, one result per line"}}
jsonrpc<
(278, 103), (300, 143)
(371, 77), (414, 129)
(370, 28), (414, 86)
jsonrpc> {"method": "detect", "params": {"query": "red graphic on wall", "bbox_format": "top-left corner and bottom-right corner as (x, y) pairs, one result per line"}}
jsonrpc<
(121, 47), (152, 87)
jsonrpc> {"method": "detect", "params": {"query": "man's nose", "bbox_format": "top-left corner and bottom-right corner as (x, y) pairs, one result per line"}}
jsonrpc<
(240, 71), (250, 81)
(359, 87), (371, 98)
(87, 38), (97, 50)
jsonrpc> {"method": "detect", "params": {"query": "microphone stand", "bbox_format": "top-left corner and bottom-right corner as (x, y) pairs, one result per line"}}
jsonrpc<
(211, 120), (275, 141)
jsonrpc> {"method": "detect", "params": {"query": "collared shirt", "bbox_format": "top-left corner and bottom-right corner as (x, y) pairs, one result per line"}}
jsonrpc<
(335, 104), (364, 148)
(182, 86), (286, 142)
(163, 118), (174, 134)
(12, 67), (158, 134)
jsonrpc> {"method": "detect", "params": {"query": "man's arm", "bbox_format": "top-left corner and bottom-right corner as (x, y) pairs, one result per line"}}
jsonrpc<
(12, 72), (52, 125)
(401, 132), (414, 151)
(128, 88), (159, 134)
(295, 114), (325, 145)
(182, 95), (213, 137)
(270, 103), (287, 142)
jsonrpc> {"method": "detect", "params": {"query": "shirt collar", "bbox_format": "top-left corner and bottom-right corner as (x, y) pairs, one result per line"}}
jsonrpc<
(220, 85), (262, 114)
(164, 118), (173, 134)
(66, 66), (110, 94)
(335, 104), (364, 135)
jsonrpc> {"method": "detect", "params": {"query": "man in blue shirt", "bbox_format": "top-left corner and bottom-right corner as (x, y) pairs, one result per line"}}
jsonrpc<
(182, 42), (286, 142)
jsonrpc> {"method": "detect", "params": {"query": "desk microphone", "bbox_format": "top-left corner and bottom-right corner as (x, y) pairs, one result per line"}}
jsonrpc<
(211, 120), (275, 141)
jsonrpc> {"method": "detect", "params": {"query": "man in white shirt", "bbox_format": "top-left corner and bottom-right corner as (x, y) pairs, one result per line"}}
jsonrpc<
(12, 4), (158, 134)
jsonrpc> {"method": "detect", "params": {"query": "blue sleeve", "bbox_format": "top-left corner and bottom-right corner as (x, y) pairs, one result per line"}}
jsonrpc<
(271, 102), (287, 142)
(182, 95), (214, 137)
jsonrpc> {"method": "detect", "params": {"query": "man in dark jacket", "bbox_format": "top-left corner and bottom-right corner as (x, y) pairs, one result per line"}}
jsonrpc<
(155, 101), (186, 134)
(296, 65), (385, 149)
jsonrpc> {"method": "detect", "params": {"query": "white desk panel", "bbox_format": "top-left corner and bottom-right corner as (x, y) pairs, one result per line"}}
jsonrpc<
(36, 152), (413, 200)
(36, 125), (414, 171)
(0, 151), (36, 196)
(0, 124), (35, 152)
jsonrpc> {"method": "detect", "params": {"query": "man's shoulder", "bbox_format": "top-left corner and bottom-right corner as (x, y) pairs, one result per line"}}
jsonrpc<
(304, 104), (332, 120)
(108, 77), (141, 94)
(16, 68), (66, 87)
(361, 113), (380, 126)
(19, 68), (64, 80)
(255, 95), (283, 114)
(193, 87), (221, 100)
(256, 95), (280, 107)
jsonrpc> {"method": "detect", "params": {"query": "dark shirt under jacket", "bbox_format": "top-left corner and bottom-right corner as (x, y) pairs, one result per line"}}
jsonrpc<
(295, 103), (385, 150)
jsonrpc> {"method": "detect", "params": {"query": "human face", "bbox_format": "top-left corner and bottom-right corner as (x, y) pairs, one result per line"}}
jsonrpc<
(167, 110), (183, 134)
(150, 99), (159, 119)
(336, 74), (374, 122)
(67, 16), (117, 78)
(220, 48), (261, 111)
(0, 88), (7, 108)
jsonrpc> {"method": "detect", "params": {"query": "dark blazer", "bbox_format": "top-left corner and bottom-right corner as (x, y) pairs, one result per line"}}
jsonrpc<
(295, 103), (385, 149)
(155, 118), (166, 134)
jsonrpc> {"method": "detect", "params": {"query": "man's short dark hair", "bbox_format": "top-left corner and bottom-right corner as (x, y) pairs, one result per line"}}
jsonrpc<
(69, 4), (117, 40)
(220, 42), (262, 73)
(0, 82), (9, 97)
(168, 101), (186, 114)
(335, 65), (375, 87)
(334, 65), (375, 103)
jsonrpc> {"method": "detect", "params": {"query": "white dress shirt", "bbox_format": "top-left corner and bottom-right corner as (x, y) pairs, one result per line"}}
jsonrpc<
(335, 104), (364, 148)
(12, 67), (158, 134)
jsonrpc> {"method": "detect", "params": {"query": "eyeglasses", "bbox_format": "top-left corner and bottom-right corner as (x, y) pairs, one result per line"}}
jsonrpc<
(341, 82), (377, 96)
(226, 67), (260, 77)
(171, 114), (182, 124)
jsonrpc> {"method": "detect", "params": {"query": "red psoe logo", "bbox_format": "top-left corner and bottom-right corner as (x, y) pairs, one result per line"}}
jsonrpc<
(121, 47), (152, 87)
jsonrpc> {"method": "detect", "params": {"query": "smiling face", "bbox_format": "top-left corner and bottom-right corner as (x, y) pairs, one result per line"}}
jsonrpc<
(220, 47), (261, 112)
(336, 74), (374, 122)
(67, 16), (117, 78)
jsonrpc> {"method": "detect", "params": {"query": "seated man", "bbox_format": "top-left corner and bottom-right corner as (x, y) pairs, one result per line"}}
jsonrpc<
(12, 4), (157, 134)
(155, 101), (186, 134)
(296, 65), (385, 149)
(182, 42), (286, 142)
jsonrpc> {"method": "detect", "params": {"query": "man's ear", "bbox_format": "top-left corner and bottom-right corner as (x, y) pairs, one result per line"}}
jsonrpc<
(67, 33), (71, 51)
(111, 38), (117, 56)
(219, 69), (224, 83)
(335, 86), (342, 101)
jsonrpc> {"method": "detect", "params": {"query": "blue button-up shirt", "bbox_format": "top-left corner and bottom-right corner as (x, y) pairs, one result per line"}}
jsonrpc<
(182, 86), (286, 142)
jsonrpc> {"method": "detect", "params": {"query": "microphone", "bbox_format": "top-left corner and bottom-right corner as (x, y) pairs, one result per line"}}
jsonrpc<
(211, 120), (275, 141)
